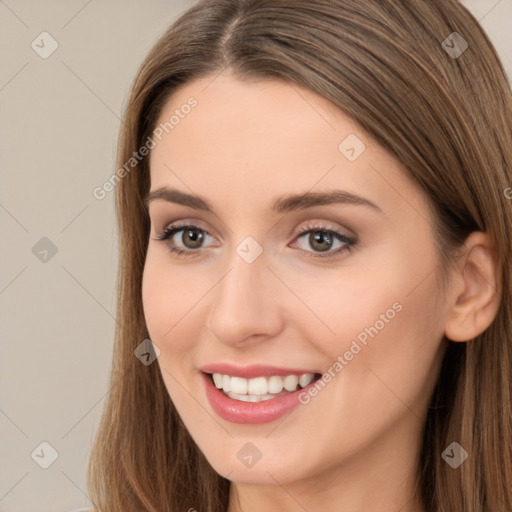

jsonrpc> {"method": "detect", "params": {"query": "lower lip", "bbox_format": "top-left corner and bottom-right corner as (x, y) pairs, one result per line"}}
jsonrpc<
(201, 372), (318, 424)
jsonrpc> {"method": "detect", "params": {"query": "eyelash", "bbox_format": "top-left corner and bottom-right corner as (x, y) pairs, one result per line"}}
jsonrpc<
(154, 222), (356, 260)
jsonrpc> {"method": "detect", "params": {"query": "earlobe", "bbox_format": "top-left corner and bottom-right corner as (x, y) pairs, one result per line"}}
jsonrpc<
(444, 232), (501, 343)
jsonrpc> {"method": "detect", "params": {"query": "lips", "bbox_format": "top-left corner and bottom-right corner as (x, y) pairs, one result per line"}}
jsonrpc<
(199, 363), (322, 424)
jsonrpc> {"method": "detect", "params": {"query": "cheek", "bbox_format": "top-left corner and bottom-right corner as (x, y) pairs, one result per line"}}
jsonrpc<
(142, 260), (171, 342)
(274, 238), (445, 380)
(141, 252), (202, 399)
(313, 248), (445, 421)
(141, 248), (208, 343)
(142, 248), (195, 363)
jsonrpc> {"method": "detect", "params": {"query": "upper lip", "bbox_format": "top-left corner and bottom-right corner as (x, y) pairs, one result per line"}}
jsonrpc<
(200, 363), (321, 379)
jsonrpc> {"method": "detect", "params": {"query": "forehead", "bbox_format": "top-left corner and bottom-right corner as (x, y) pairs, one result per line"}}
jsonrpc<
(151, 73), (343, 173)
(148, 72), (427, 218)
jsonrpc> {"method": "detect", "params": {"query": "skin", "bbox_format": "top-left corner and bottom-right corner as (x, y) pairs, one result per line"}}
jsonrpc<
(141, 72), (500, 512)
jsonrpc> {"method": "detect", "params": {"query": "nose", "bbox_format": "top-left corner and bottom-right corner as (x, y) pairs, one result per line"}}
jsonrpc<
(205, 249), (284, 347)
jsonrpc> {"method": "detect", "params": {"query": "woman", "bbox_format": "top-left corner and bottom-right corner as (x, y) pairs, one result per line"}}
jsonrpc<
(87, 1), (512, 511)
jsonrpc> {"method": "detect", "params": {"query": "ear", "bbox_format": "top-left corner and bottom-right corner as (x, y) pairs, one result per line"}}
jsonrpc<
(444, 231), (501, 342)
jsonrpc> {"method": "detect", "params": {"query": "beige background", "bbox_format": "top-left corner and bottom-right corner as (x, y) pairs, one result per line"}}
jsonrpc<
(0, 1), (510, 511)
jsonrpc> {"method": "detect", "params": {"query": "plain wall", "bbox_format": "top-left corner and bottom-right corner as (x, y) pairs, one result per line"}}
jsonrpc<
(0, 1), (510, 511)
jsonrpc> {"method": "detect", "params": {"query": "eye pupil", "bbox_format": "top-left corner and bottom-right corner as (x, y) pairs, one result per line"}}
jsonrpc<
(309, 231), (332, 252)
(183, 228), (204, 248)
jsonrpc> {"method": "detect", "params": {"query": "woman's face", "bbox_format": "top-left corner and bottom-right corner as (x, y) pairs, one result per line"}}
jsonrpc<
(142, 73), (450, 489)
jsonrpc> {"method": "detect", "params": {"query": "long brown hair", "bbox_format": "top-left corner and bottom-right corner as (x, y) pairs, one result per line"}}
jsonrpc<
(87, 1), (512, 510)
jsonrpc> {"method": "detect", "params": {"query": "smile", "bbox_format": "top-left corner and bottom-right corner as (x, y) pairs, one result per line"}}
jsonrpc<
(200, 365), (323, 424)
(210, 372), (319, 402)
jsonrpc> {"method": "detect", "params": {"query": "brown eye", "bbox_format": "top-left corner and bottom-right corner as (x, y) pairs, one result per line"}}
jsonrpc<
(180, 227), (205, 249)
(155, 224), (214, 257)
(292, 224), (356, 259)
(307, 231), (334, 252)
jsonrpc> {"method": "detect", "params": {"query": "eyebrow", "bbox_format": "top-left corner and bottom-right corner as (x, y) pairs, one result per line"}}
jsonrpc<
(144, 187), (383, 214)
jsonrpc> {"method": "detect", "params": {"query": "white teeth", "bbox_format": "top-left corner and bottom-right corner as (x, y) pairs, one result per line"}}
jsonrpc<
(212, 373), (223, 388)
(267, 376), (284, 394)
(222, 374), (231, 392)
(299, 373), (314, 387)
(211, 372), (317, 398)
(226, 391), (276, 402)
(283, 375), (299, 391)
(248, 377), (267, 395)
(230, 376), (248, 395)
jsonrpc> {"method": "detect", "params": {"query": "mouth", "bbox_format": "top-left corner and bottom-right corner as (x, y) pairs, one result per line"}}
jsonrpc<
(200, 368), (323, 424)
(205, 371), (323, 403)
